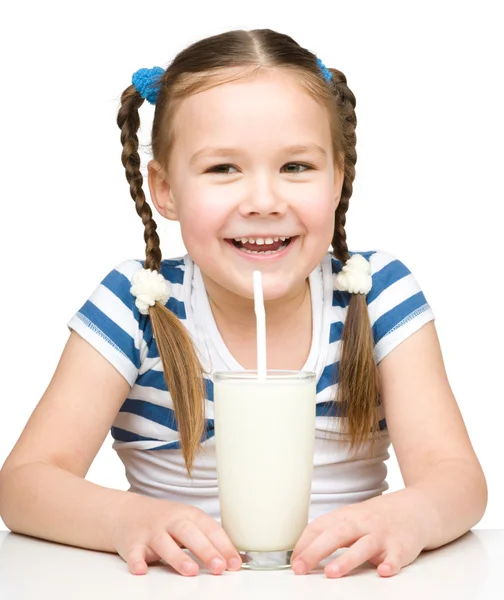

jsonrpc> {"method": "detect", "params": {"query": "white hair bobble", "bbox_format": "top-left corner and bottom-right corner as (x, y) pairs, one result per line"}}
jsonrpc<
(130, 268), (171, 315)
(334, 254), (373, 295)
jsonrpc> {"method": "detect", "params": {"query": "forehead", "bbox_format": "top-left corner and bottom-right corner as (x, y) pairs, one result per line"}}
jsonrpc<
(170, 68), (331, 150)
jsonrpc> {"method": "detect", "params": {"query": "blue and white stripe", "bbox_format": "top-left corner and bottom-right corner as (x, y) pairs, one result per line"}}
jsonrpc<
(67, 250), (434, 454)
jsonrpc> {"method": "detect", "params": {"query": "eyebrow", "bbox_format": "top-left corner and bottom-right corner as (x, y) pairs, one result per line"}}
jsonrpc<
(190, 143), (327, 164)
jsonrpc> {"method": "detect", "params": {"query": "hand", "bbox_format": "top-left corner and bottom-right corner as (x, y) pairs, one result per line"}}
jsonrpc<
(111, 494), (242, 576)
(290, 494), (426, 578)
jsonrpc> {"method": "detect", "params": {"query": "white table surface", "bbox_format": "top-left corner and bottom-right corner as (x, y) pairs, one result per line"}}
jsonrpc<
(0, 529), (502, 599)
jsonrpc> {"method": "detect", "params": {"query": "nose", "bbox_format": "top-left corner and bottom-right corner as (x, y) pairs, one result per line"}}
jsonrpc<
(238, 174), (287, 217)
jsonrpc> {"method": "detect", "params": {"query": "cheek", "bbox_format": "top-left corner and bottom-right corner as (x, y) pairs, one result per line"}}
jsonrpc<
(299, 190), (336, 237)
(176, 185), (231, 243)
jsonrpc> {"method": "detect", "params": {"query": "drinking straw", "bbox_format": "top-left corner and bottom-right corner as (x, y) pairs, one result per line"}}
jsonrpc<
(253, 270), (267, 378)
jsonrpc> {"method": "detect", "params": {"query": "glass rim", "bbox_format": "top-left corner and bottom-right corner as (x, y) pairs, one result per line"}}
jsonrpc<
(213, 369), (316, 380)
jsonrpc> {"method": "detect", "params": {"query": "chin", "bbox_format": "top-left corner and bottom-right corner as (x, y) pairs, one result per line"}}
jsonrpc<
(259, 278), (301, 302)
(226, 278), (289, 302)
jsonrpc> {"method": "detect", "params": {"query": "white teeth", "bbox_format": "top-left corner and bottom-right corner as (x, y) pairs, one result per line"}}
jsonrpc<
(232, 236), (292, 244)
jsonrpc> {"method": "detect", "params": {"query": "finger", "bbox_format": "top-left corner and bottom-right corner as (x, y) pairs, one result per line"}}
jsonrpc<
(324, 534), (381, 578)
(291, 515), (356, 563)
(169, 520), (227, 575)
(292, 524), (358, 574)
(376, 548), (404, 578)
(125, 544), (150, 576)
(291, 524), (321, 563)
(198, 517), (242, 571)
(149, 532), (200, 576)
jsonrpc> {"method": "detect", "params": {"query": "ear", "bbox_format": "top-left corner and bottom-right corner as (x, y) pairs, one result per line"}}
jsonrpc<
(147, 160), (179, 220)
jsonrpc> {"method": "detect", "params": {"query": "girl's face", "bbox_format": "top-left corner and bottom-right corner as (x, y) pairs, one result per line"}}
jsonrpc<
(151, 68), (343, 303)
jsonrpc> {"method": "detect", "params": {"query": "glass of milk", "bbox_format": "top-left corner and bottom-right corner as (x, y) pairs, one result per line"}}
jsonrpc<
(213, 370), (316, 570)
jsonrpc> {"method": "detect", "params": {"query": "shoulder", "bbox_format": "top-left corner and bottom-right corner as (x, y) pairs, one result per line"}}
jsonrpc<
(67, 256), (190, 384)
(110, 256), (187, 284)
(330, 249), (400, 275)
(328, 249), (433, 362)
(336, 249), (434, 363)
(101, 256), (188, 299)
(159, 256), (187, 286)
(74, 256), (189, 328)
(107, 256), (189, 320)
(330, 249), (418, 299)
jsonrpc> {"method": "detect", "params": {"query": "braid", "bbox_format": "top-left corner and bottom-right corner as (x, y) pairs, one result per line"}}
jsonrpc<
(116, 84), (206, 475)
(332, 196), (350, 263)
(329, 69), (356, 263)
(327, 69), (380, 452)
(117, 86), (161, 271)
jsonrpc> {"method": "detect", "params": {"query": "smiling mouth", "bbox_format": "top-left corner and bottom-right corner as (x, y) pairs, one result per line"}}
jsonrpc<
(228, 236), (295, 254)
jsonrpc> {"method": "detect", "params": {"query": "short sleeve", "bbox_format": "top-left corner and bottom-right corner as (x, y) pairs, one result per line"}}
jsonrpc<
(366, 250), (435, 364)
(67, 259), (147, 387)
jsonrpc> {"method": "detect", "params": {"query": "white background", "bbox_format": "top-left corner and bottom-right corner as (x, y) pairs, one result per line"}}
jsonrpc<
(0, 0), (502, 531)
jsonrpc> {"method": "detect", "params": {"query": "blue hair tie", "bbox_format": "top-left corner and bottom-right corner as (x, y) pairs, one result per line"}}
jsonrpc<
(317, 57), (332, 83)
(132, 66), (164, 105)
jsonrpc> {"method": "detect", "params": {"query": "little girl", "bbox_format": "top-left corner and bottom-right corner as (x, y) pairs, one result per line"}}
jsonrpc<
(0, 28), (487, 579)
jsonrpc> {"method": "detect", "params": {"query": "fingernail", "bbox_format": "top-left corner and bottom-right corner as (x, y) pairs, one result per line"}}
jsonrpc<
(327, 564), (341, 577)
(380, 563), (396, 576)
(181, 561), (196, 575)
(132, 561), (146, 575)
(292, 559), (306, 574)
(210, 557), (225, 572)
(228, 558), (242, 570)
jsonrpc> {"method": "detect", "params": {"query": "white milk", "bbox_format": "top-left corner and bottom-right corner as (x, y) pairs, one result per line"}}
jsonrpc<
(214, 372), (316, 552)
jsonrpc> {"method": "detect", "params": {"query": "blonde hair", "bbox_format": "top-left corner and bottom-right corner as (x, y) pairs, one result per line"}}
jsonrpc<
(116, 29), (380, 475)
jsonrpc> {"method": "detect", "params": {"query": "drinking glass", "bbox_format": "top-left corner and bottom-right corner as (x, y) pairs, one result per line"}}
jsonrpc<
(213, 370), (316, 570)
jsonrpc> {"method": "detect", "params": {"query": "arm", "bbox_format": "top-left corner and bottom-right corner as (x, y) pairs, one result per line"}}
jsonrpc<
(0, 331), (134, 551)
(373, 319), (487, 549)
(291, 320), (487, 576)
(0, 332), (241, 576)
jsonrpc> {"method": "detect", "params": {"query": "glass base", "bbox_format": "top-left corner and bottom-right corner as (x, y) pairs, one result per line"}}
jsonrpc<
(239, 549), (293, 570)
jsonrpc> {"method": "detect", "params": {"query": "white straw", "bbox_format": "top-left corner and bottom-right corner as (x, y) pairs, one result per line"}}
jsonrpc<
(253, 270), (267, 379)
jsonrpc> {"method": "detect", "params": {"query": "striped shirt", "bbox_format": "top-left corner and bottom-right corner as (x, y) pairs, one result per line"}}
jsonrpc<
(67, 250), (434, 522)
